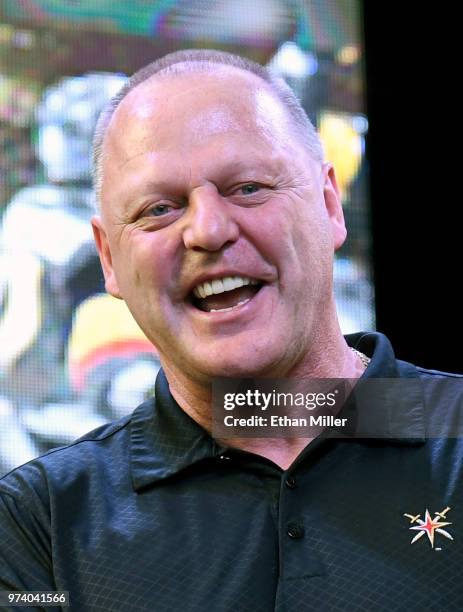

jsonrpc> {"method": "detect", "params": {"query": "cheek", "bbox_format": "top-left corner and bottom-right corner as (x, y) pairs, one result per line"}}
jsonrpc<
(247, 201), (328, 269)
(241, 204), (296, 262)
(111, 233), (164, 296)
(122, 232), (187, 316)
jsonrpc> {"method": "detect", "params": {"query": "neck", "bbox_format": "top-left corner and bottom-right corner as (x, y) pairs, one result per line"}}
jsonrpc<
(162, 328), (365, 470)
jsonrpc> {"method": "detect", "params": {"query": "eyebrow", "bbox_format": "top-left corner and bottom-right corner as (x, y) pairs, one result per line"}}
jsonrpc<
(136, 157), (287, 195)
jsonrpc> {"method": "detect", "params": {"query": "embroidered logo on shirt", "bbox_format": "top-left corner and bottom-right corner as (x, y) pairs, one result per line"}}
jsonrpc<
(403, 507), (453, 549)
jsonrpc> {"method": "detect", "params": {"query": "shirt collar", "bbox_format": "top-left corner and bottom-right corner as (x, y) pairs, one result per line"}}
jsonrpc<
(343, 331), (426, 443)
(130, 332), (425, 491)
(130, 370), (226, 491)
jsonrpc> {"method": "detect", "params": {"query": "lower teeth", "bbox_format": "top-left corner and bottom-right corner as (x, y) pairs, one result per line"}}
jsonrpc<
(209, 298), (250, 313)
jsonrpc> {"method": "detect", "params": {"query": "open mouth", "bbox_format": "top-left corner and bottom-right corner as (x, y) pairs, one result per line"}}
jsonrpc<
(189, 276), (264, 313)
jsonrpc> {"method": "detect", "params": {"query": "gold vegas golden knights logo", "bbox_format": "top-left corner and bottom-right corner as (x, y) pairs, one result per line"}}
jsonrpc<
(403, 507), (454, 549)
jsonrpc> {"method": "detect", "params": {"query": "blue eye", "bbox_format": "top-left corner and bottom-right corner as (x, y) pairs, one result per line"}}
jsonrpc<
(240, 184), (260, 195)
(151, 204), (171, 216)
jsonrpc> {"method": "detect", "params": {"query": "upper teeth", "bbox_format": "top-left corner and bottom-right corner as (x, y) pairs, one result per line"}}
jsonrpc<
(193, 276), (258, 299)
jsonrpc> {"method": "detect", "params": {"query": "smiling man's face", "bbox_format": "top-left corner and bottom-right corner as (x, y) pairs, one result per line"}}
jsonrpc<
(92, 65), (346, 384)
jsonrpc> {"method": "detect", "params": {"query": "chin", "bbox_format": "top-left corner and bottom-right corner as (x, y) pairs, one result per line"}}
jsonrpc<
(194, 350), (279, 380)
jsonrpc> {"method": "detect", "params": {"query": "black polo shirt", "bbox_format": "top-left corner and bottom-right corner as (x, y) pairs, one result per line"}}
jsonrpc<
(1, 332), (463, 611)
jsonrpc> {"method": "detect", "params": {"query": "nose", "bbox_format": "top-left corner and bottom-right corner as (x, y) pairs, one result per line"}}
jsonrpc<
(182, 183), (239, 252)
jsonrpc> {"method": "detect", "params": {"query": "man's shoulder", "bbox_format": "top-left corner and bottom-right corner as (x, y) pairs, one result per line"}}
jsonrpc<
(415, 364), (463, 379)
(395, 359), (463, 439)
(0, 412), (133, 502)
(396, 357), (463, 383)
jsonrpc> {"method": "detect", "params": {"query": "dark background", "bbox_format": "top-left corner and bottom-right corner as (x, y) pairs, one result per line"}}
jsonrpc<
(363, 4), (461, 372)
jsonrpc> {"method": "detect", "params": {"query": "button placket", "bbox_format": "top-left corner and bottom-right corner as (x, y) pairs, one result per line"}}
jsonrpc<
(286, 522), (305, 539)
(277, 469), (324, 581)
(285, 475), (297, 489)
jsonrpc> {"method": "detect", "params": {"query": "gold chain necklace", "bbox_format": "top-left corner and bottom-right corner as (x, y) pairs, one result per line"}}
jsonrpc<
(350, 347), (371, 369)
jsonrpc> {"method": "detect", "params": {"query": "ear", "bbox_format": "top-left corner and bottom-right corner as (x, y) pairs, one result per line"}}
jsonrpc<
(91, 215), (122, 299)
(322, 162), (347, 250)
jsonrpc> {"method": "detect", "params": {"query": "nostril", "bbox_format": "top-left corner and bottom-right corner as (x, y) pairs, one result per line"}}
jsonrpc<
(188, 239), (237, 254)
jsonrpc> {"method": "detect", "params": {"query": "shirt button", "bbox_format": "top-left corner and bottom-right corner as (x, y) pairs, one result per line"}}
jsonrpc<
(287, 522), (305, 539)
(218, 454), (231, 461)
(285, 476), (297, 489)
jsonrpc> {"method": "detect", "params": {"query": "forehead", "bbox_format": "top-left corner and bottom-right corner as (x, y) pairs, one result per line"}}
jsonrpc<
(105, 66), (294, 160)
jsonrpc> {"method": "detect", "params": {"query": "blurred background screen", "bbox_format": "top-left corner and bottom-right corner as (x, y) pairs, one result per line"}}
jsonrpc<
(0, 0), (372, 476)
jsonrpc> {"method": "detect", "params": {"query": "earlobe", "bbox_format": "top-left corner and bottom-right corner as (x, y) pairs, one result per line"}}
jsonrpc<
(322, 163), (347, 250)
(91, 215), (123, 299)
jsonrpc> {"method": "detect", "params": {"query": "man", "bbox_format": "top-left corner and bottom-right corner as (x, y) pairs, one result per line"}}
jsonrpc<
(1, 49), (462, 611)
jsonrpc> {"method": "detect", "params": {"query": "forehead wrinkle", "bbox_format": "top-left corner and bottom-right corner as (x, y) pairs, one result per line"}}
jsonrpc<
(115, 149), (152, 171)
(105, 105), (166, 176)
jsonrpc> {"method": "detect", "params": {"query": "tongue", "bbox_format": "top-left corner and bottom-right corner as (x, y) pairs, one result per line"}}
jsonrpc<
(197, 285), (260, 312)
